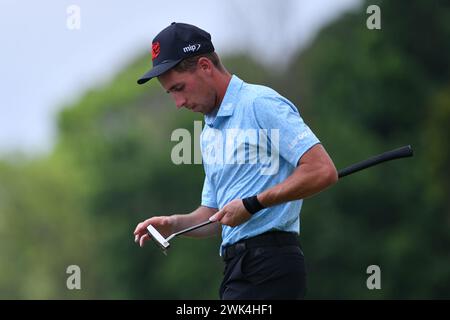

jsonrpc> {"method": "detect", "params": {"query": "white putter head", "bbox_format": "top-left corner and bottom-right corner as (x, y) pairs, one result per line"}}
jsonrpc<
(145, 220), (215, 255)
(146, 225), (170, 255)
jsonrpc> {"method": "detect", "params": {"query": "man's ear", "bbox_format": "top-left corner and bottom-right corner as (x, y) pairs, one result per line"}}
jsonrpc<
(198, 57), (212, 72)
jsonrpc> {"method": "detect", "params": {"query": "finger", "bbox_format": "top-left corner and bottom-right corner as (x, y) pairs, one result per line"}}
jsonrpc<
(219, 215), (232, 227)
(134, 222), (144, 235)
(135, 232), (146, 244)
(134, 219), (152, 235)
(209, 210), (225, 222)
(134, 217), (163, 235)
(139, 234), (150, 247)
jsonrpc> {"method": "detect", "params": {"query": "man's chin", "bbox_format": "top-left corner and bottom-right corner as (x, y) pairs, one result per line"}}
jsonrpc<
(191, 106), (204, 113)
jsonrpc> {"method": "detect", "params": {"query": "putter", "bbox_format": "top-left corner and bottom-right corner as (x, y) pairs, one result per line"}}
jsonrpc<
(147, 220), (214, 255)
(146, 145), (413, 254)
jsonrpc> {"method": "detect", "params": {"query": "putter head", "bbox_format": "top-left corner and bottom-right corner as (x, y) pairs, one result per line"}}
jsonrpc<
(146, 225), (170, 255)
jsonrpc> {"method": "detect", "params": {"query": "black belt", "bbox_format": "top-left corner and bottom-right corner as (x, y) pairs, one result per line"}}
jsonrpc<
(222, 231), (299, 261)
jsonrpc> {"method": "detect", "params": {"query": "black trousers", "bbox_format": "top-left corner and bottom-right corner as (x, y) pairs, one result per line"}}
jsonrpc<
(219, 232), (306, 300)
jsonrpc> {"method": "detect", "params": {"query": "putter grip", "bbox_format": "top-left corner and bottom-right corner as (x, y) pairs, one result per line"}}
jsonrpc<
(338, 145), (413, 178)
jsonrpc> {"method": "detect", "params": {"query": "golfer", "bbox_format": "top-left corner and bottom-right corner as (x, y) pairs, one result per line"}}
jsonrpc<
(133, 22), (338, 299)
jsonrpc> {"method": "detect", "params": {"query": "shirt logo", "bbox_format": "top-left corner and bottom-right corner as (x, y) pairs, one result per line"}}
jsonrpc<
(288, 129), (312, 150)
(183, 43), (201, 53)
(152, 42), (160, 60)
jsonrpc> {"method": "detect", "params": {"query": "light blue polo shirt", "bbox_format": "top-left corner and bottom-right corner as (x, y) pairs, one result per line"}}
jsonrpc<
(200, 75), (320, 254)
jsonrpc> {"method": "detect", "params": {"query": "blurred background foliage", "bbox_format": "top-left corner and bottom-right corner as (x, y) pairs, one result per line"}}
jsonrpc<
(1, 0), (449, 299)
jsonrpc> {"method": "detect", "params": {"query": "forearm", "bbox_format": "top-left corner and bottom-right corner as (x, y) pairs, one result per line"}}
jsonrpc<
(258, 164), (336, 207)
(258, 145), (338, 208)
(170, 206), (220, 238)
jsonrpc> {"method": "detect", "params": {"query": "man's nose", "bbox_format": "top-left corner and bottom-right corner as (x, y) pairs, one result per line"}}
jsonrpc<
(174, 95), (187, 109)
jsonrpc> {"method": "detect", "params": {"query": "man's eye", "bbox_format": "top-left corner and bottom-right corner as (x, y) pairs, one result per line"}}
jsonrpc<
(167, 85), (184, 94)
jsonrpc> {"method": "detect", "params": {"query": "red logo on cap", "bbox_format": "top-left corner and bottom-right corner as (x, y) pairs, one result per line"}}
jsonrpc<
(152, 42), (160, 60)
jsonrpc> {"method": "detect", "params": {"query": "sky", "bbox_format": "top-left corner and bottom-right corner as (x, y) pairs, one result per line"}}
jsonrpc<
(0, 0), (361, 156)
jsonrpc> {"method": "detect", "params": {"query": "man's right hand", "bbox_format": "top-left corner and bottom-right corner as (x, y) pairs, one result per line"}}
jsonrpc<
(133, 216), (175, 247)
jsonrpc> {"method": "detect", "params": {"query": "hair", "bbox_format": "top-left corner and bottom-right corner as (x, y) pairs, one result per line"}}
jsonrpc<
(173, 51), (225, 73)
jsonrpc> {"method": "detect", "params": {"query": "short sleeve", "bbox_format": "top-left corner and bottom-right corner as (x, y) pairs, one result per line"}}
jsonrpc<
(253, 95), (320, 167)
(200, 175), (218, 209)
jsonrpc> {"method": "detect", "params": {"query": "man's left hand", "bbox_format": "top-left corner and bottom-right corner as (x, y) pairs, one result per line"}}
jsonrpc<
(209, 199), (252, 227)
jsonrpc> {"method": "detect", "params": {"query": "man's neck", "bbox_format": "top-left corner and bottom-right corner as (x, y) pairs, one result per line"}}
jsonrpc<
(214, 72), (232, 108)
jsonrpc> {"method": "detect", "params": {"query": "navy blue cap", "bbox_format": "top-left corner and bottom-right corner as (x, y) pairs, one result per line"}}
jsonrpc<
(137, 22), (215, 84)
